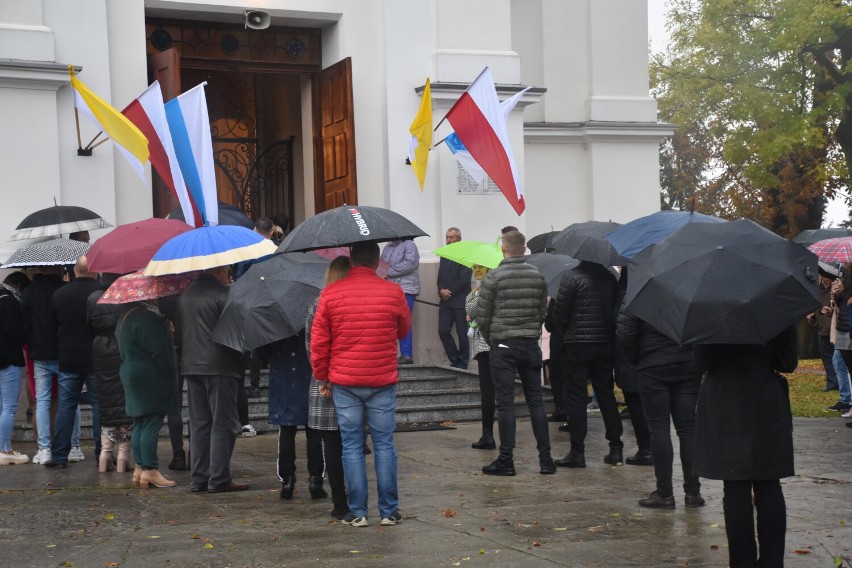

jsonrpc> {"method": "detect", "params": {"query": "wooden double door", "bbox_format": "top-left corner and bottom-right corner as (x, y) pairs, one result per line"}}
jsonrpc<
(146, 24), (357, 225)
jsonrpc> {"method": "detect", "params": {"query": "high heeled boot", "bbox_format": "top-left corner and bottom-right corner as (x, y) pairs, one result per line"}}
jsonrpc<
(132, 465), (143, 488)
(139, 468), (177, 489)
(280, 475), (296, 500)
(115, 441), (134, 473)
(308, 475), (328, 499)
(98, 434), (115, 473)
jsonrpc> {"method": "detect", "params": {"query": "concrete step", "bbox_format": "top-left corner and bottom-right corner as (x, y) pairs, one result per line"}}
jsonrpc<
(13, 366), (553, 441)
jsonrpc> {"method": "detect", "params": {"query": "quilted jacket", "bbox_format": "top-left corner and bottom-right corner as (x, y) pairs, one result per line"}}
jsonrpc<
(555, 261), (617, 344)
(476, 256), (547, 345)
(310, 266), (410, 388)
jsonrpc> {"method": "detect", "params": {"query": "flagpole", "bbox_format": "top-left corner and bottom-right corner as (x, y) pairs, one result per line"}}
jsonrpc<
(84, 131), (104, 150)
(433, 66), (490, 132)
(89, 137), (111, 150)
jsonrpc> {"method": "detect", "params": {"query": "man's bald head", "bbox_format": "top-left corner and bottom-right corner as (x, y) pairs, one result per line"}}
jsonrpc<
(74, 255), (95, 279)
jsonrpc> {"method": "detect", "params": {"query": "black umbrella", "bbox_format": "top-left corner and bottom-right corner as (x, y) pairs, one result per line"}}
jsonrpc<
(2, 238), (91, 268)
(11, 205), (111, 241)
(527, 231), (560, 254)
(552, 221), (623, 265)
(167, 202), (254, 229)
(524, 253), (580, 297)
(792, 228), (852, 247)
(624, 219), (820, 345)
(278, 205), (428, 253)
(212, 252), (330, 351)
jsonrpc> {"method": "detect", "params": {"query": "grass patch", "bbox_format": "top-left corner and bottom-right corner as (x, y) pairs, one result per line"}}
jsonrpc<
(787, 359), (841, 418)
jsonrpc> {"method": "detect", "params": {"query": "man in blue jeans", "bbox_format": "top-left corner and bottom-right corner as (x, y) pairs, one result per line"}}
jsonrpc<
(311, 242), (411, 527)
(45, 257), (103, 467)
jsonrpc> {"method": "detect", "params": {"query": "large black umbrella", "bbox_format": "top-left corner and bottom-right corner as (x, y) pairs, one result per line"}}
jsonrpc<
(605, 210), (726, 259)
(167, 202), (254, 229)
(11, 205), (111, 241)
(624, 219), (820, 345)
(278, 205), (428, 253)
(527, 231), (560, 254)
(524, 252), (580, 297)
(552, 221), (623, 266)
(212, 252), (330, 351)
(2, 238), (91, 268)
(792, 228), (852, 247)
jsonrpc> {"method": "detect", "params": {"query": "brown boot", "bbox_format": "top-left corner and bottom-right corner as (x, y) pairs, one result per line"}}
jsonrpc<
(139, 468), (177, 489)
(132, 465), (143, 487)
(98, 434), (115, 473)
(116, 441), (134, 473)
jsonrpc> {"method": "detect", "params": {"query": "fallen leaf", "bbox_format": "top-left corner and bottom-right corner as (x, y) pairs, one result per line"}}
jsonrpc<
(148, 536), (160, 539)
(105, 513), (115, 521)
(442, 508), (457, 518)
(793, 550), (812, 555)
(553, 527), (568, 531)
(203, 543), (213, 550)
(46, 544), (57, 548)
(480, 527), (486, 532)
(349, 550), (360, 554)
(191, 534), (200, 540)
(479, 549), (486, 554)
(588, 525), (606, 533)
(463, 557), (470, 561)
(105, 563), (119, 567)
(532, 541), (541, 547)
(452, 563), (461, 566)
(710, 545), (719, 550)
(841, 520), (847, 527)
(834, 557), (843, 568)
(709, 523), (719, 528)
(61, 563), (72, 567)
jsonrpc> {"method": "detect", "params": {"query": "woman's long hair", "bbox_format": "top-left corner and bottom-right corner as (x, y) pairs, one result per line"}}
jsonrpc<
(325, 256), (351, 286)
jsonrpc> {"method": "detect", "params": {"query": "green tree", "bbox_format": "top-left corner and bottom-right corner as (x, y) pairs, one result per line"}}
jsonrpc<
(652, 0), (851, 235)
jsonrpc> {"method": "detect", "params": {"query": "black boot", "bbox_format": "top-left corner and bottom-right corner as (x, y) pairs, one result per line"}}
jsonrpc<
(626, 449), (653, 466)
(280, 475), (296, 500)
(603, 447), (624, 466)
(168, 450), (188, 471)
(309, 475), (328, 499)
(471, 428), (496, 450)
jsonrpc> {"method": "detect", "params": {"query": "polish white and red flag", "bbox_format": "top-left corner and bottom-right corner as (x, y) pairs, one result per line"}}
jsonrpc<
(122, 81), (202, 227)
(443, 67), (525, 215)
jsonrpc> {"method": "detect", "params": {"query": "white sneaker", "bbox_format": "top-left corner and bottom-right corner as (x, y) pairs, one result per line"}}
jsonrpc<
(0, 451), (29, 465)
(32, 447), (52, 464)
(68, 447), (85, 462)
(842, 409), (852, 419)
(241, 424), (257, 437)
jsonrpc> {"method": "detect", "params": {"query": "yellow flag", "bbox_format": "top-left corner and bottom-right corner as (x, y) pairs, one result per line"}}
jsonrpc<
(407, 78), (432, 190)
(69, 66), (149, 180)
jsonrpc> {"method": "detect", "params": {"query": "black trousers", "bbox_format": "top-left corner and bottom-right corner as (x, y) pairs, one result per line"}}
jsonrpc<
(562, 343), (623, 453)
(548, 340), (566, 416)
(723, 479), (786, 568)
(439, 305), (470, 368)
(475, 351), (495, 429)
(622, 390), (650, 451)
(277, 425), (324, 480)
(315, 428), (347, 511)
(167, 375), (186, 456)
(638, 362), (701, 498)
(490, 339), (550, 461)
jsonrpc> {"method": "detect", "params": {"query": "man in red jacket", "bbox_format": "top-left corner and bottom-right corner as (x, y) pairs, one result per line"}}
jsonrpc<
(311, 242), (410, 528)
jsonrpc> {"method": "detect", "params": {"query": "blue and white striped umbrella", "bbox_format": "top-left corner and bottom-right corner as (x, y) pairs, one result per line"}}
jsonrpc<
(143, 225), (277, 276)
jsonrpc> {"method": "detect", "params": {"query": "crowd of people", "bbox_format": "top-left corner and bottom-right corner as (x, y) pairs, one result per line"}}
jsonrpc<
(0, 218), (831, 566)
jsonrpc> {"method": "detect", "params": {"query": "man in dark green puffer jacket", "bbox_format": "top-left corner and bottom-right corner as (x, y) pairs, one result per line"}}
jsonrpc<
(477, 230), (554, 476)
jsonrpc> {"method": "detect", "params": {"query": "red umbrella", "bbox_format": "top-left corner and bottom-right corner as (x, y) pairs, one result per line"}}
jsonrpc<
(87, 218), (192, 274)
(97, 271), (200, 304)
(808, 237), (852, 264)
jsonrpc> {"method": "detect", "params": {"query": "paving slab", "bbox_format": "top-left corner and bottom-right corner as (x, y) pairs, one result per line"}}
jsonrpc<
(1, 417), (850, 567)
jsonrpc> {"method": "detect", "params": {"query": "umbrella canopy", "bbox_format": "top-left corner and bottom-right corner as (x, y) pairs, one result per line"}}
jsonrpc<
(212, 252), (330, 351)
(97, 271), (200, 304)
(143, 225), (278, 276)
(278, 205), (428, 253)
(312, 246), (390, 278)
(167, 202), (254, 229)
(624, 219), (820, 345)
(793, 228), (852, 247)
(605, 210), (726, 259)
(433, 240), (503, 269)
(524, 252), (580, 297)
(12, 205), (112, 241)
(527, 231), (560, 254)
(2, 238), (91, 268)
(87, 218), (193, 274)
(552, 221), (623, 266)
(807, 237), (852, 264)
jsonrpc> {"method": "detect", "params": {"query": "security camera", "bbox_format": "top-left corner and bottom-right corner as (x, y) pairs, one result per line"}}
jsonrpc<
(245, 10), (271, 30)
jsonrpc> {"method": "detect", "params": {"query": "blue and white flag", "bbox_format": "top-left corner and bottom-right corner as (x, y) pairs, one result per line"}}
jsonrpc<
(165, 83), (218, 226)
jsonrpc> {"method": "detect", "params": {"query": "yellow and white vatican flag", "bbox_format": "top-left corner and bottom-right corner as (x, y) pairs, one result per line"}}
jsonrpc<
(407, 78), (432, 190)
(69, 65), (149, 181)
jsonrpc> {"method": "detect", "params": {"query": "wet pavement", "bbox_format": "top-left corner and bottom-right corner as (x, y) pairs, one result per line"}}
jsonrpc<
(1, 417), (851, 568)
